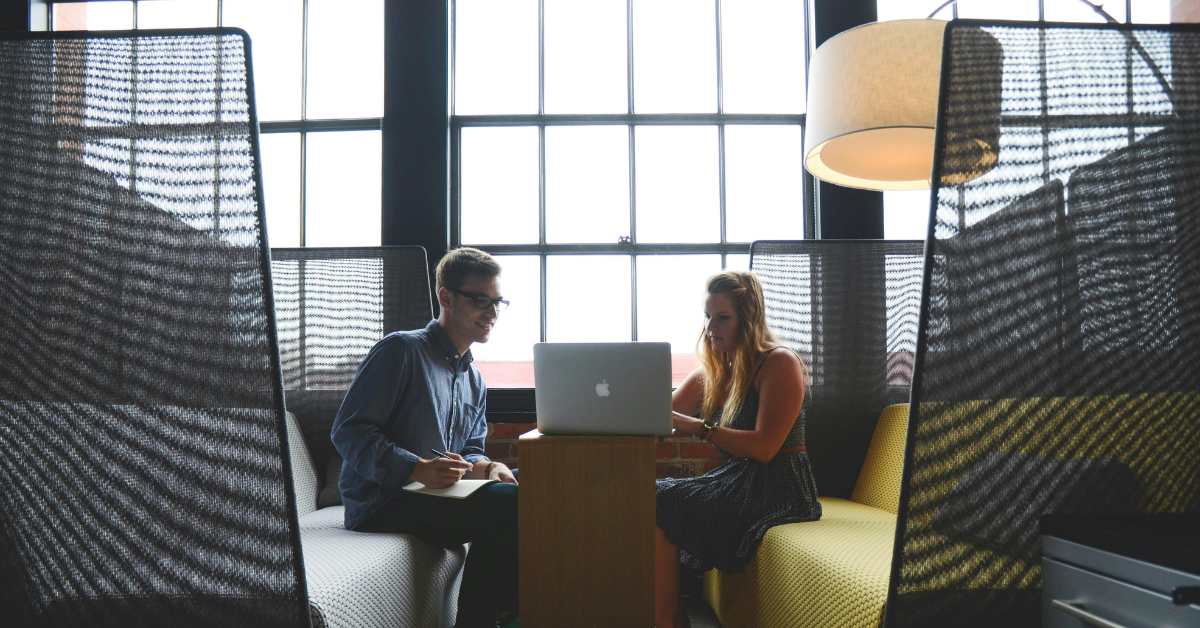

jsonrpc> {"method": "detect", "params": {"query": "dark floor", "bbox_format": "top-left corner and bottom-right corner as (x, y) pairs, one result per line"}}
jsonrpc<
(681, 567), (724, 628)
(503, 569), (725, 628)
(683, 592), (724, 628)
(503, 598), (721, 628)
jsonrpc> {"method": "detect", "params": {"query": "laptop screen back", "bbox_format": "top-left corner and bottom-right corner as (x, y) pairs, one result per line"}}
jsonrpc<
(533, 342), (673, 436)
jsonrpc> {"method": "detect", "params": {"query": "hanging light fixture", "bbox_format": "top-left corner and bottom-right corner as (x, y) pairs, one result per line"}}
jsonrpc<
(803, 18), (1004, 191)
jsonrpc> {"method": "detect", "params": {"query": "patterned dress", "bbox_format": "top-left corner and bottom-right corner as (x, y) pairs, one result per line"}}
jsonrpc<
(655, 349), (822, 573)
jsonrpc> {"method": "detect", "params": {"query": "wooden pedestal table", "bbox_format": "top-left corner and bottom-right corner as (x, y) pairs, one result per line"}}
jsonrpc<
(518, 429), (655, 628)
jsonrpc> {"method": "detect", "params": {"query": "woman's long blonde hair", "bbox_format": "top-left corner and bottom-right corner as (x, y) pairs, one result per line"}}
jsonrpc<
(698, 271), (780, 427)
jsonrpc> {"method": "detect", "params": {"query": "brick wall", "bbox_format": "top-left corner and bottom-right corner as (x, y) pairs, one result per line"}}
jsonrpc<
(487, 423), (724, 479)
(1176, 0), (1200, 23)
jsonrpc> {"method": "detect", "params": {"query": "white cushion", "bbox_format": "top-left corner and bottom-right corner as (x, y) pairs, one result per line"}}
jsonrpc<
(301, 526), (466, 628)
(299, 505), (347, 530)
(285, 410), (319, 516)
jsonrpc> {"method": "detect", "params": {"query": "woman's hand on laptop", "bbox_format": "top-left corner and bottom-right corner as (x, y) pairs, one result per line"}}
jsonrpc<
(672, 411), (704, 437)
(487, 462), (518, 485)
(411, 454), (472, 489)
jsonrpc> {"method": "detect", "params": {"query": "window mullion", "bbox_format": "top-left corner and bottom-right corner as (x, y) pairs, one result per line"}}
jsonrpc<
(630, 254), (638, 341)
(626, 0), (635, 115)
(300, 0), (309, 246)
(539, 254), (548, 343)
(627, 0), (636, 342)
(715, 0), (724, 115)
(718, 123), (727, 246)
(299, 131), (307, 246)
(538, 0), (546, 343)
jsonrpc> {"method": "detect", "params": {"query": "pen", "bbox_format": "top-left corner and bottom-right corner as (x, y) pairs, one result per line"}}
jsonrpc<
(430, 448), (467, 464)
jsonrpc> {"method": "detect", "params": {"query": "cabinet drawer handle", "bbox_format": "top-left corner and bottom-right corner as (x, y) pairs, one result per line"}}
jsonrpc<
(1051, 600), (1130, 628)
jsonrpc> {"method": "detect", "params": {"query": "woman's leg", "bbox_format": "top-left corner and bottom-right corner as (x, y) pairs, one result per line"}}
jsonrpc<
(655, 525), (688, 628)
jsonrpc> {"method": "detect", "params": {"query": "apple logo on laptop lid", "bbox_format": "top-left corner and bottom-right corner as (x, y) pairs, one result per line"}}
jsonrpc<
(595, 379), (610, 397)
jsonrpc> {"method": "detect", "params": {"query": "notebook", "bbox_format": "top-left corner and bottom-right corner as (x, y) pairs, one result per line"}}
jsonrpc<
(403, 479), (497, 498)
(533, 342), (673, 436)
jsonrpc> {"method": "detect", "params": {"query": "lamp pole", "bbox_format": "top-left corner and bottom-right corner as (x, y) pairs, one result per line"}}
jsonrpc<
(926, 0), (1116, 21)
(923, 0), (1177, 108)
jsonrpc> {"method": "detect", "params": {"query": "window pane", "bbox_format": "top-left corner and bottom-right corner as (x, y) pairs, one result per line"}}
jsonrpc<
(471, 255), (540, 387)
(306, 0), (384, 119)
(304, 130), (381, 246)
(636, 255), (721, 385)
(884, 189), (931, 241)
(635, 125), (719, 243)
(461, 127), (539, 245)
(726, 254), (749, 271)
(544, 0), (627, 114)
(722, 0), (806, 114)
(633, 0), (716, 113)
(137, 0), (218, 29)
(259, 132), (301, 248)
(724, 125), (803, 242)
(546, 255), (631, 342)
(455, 0), (538, 115)
(223, 0), (303, 122)
(1132, 0), (1171, 23)
(546, 126), (629, 244)
(876, 0), (952, 21)
(956, 1), (1038, 21)
(54, 2), (133, 31)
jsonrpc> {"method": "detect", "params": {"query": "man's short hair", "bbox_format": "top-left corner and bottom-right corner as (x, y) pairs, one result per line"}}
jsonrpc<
(435, 246), (502, 293)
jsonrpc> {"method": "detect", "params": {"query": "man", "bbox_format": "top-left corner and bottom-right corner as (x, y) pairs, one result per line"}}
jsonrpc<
(332, 246), (518, 628)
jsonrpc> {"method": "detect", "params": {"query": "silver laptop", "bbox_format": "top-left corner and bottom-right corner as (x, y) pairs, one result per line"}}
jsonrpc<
(534, 342), (673, 436)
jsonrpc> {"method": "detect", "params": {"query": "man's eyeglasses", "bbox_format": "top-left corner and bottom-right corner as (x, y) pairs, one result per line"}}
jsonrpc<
(448, 288), (510, 312)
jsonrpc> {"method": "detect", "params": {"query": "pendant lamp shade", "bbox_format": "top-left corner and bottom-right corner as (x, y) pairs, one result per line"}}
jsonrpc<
(804, 19), (999, 191)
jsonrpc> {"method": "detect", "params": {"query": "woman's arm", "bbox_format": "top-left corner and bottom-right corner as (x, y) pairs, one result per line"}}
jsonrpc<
(671, 368), (707, 435)
(705, 350), (805, 463)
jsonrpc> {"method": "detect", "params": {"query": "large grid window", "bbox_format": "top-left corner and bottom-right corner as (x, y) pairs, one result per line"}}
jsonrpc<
(877, 0), (1172, 240)
(453, 0), (809, 387)
(49, 0), (384, 249)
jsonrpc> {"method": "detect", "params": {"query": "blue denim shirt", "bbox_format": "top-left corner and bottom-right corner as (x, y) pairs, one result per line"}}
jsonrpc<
(332, 319), (489, 530)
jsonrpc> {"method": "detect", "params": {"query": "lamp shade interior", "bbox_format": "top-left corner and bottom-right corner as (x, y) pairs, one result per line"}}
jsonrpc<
(806, 127), (937, 190)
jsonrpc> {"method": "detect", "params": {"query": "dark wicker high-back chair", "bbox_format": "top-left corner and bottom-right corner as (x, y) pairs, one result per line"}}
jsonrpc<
(888, 21), (1200, 628)
(0, 30), (309, 627)
(750, 240), (924, 499)
(270, 246), (433, 487)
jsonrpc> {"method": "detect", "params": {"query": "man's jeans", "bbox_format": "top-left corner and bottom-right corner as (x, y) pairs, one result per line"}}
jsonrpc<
(356, 470), (519, 628)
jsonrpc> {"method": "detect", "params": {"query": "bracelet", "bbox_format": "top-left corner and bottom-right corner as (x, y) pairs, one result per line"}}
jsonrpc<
(698, 421), (715, 441)
(485, 461), (496, 478)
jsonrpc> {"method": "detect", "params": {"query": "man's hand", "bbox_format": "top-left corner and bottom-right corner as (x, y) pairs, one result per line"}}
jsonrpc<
(488, 462), (517, 485)
(410, 453), (472, 489)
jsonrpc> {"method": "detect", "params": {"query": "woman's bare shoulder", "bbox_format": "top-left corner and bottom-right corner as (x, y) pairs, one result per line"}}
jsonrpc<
(758, 346), (804, 380)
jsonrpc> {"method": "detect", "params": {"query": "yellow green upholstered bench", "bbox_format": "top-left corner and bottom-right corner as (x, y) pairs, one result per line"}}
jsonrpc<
(703, 403), (910, 628)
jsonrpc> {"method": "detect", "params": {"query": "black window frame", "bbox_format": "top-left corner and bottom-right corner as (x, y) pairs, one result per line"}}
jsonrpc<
(45, 0), (385, 249)
(449, 0), (814, 398)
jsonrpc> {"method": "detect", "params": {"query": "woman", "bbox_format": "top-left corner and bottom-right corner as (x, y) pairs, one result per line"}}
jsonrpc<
(655, 271), (822, 628)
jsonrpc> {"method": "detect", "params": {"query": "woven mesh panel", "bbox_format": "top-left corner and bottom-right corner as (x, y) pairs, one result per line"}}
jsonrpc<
(751, 240), (923, 499)
(271, 246), (433, 475)
(889, 22), (1200, 627)
(0, 31), (308, 627)
(270, 247), (433, 392)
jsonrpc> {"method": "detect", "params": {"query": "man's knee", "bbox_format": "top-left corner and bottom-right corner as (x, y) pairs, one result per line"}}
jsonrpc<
(469, 480), (518, 526)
